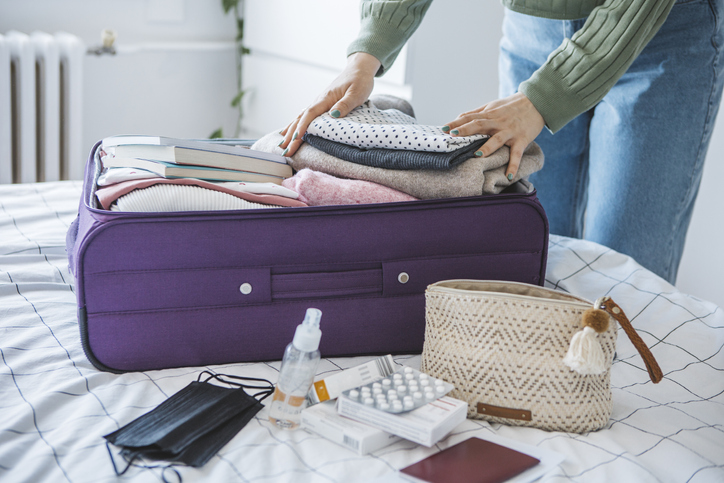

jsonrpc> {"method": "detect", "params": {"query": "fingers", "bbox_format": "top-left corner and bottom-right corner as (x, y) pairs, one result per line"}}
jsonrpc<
(329, 95), (359, 118)
(279, 100), (330, 156)
(446, 117), (498, 138)
(280, 88), (371, 157)
(477, 132), (507, 158)
(506, 140), (526, 181)
(279, 53), (379, 157)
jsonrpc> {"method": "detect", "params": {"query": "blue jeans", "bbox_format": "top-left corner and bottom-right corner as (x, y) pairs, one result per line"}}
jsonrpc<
(499, 0), (724, 283)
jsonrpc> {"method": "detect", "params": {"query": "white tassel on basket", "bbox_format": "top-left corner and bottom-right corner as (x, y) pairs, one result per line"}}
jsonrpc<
(563, 307), (610, 375)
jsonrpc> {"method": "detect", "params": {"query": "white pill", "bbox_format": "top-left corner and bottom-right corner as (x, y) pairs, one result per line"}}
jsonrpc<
(378, 402), (390, 410)
(373, 387), (382, 395)
(425, 392), (436, 399)
(393, 401), (403, 410)
(382, 379), (392, 386)
(373, 382), (382, 389)
(404, 395), (413, 402)
(419, 379), (430, 387)
(405, 373), (415, 380)
(364, 398), (374, 405)
(349, 390), (360, 399)
(397, 386), (407, 393)
(413, 392), (423, 400)
(404, 367), (414, 374)
(419, 373), (429, 380)
(435, 379), (445, 386)
(436, 385), (446, 393)
(404, 400), (415, 409)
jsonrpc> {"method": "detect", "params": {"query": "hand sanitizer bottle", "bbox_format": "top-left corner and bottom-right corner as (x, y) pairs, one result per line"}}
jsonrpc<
(268, 308), (322, 429)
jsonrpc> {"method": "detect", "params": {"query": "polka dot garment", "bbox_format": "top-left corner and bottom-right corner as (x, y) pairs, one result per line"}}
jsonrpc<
(306, 101), (487, 153)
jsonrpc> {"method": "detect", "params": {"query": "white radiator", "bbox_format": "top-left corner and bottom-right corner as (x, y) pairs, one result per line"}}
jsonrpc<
(0, 31), (84, 184)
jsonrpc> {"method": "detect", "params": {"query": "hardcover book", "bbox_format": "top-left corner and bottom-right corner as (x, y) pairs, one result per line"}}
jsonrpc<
(102, 135), (292, 178)
(101, 156), (285, 185)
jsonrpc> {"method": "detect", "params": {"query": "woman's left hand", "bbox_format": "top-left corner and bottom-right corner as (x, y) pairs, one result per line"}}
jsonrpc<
(443, 92), (545, 180)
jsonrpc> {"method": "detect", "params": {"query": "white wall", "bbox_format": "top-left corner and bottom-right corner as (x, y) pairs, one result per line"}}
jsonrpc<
(0, 0), (239, 154)
(2, 0), (721, 307)
(241, 0), (410, 138)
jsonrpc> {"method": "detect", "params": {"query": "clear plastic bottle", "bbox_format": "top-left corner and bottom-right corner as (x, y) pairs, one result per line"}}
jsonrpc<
(268, 308), (322, 429)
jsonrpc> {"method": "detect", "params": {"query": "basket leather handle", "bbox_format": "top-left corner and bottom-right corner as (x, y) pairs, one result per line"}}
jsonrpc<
(599, 297), (663, 384)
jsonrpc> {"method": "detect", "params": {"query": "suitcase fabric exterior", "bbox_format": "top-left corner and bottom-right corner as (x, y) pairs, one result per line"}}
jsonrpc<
(66, 141), (549, 373)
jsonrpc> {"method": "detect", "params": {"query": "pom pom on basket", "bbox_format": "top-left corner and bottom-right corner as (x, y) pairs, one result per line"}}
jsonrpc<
(563, 308), (611, 375)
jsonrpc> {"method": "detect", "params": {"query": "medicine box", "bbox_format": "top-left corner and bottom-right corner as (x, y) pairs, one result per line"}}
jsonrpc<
(308, 355), (396, 404)
(336, 396), (467, 447)
(301, 400), (402, 455)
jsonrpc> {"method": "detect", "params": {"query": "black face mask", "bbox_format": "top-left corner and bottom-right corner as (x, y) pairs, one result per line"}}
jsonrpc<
(104, 371), (273, 479)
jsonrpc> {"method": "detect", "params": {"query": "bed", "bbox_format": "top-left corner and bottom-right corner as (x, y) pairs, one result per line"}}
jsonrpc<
(1, 179), (722, 483)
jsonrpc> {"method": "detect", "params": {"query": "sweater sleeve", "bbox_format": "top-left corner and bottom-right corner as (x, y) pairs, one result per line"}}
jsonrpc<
(519, 0), (676, 133)
(347, 0), (433, 76)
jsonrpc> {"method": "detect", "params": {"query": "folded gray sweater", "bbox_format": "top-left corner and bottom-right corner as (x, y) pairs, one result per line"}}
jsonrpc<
(252, 132), (544, 200)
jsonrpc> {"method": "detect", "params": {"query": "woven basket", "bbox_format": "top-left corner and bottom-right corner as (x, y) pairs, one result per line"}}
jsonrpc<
(421, 280), (661, 433)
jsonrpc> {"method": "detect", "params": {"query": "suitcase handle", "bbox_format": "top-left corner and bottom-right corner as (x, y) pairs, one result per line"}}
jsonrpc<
(272, 268), (382, 300)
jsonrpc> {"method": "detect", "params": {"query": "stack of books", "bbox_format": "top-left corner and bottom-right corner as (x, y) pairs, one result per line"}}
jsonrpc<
(101, 135), (292, 184)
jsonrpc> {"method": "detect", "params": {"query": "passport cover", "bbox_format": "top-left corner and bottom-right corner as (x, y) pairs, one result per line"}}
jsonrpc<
(400, 437), (540, 483)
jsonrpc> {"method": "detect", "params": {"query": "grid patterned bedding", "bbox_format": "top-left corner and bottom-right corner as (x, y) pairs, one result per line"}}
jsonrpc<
(1, 180), (722, 483)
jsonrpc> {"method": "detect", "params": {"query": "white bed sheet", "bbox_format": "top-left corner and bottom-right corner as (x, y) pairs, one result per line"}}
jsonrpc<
(1, 180), (722, 483)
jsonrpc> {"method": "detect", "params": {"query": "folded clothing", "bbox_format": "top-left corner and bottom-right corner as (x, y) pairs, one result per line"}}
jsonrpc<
(282, 168), (418, 206)
(97, 167), (159, 186)
(252, 132), (544, 200)
(110, 184), (286, 212)
(98, 168), (302, 203)
(306, 100), (486, 153)
(96, 177), (307, 211)
(303, 133), (487, 170)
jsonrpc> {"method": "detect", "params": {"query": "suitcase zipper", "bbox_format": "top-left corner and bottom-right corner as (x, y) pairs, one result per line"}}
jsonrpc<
(429, 281), (591, 308)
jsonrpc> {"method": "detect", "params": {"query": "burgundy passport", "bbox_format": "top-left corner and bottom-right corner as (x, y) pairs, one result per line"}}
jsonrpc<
(400, 437), (540, 483)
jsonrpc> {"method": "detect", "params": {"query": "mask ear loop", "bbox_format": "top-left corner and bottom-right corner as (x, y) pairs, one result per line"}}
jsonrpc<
(106, 371), (276, 482)
(197, 370), (275, 402)
(106, 442), (183, 483)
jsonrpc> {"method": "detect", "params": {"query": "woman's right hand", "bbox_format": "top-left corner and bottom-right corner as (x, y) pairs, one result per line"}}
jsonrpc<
(279, 52), (381, 157)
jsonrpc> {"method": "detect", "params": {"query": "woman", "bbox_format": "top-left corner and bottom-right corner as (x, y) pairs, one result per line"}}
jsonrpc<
(279, 0), (724, 284)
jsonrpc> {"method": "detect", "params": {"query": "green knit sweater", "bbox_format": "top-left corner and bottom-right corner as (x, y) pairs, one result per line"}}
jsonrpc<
(347, 0), (676, 133)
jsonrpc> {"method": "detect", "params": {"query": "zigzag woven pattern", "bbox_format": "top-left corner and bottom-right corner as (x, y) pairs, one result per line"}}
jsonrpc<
(421, 286), (617, 433)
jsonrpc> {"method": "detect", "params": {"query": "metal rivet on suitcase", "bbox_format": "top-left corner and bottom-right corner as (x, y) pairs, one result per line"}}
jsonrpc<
(398, 272), (409, 284)
(239, 283), (253, 295)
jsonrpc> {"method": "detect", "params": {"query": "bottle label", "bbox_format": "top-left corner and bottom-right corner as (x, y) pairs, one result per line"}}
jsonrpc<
(268, 387), (307, 428)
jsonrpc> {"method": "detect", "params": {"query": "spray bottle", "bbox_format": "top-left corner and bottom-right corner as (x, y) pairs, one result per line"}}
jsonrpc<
(268, 308), (322, 429)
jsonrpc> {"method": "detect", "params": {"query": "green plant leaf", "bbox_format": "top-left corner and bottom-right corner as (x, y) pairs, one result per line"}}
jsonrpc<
(241, 47), (251, 55)
(236, 18), (244, 40)
(231, 90), (247, 108)
(209, 128), (224, 139)
(222, 0), (238, 14)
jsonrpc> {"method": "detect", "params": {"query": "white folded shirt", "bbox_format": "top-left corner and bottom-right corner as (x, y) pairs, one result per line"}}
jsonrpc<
(306, 101), (486, 153)
(111, 184), (282, 212)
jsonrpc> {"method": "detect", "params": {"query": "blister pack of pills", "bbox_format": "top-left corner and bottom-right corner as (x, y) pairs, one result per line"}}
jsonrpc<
(340, 367), (454, 414)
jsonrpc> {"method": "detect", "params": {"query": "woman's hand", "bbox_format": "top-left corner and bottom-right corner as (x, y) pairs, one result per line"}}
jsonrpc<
(279, 52), (381, 157)
(443, 92), (545, 180)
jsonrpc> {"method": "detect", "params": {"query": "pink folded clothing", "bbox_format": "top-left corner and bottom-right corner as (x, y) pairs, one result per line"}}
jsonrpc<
(282, 168), (418, 206)
(95, 177), (308, 210)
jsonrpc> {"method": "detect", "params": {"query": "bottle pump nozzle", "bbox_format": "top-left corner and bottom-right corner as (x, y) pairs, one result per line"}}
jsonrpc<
(292, 308), (322, 352)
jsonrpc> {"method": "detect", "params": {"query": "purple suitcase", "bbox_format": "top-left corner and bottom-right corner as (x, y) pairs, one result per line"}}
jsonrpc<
(66, 141), (548, 373)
